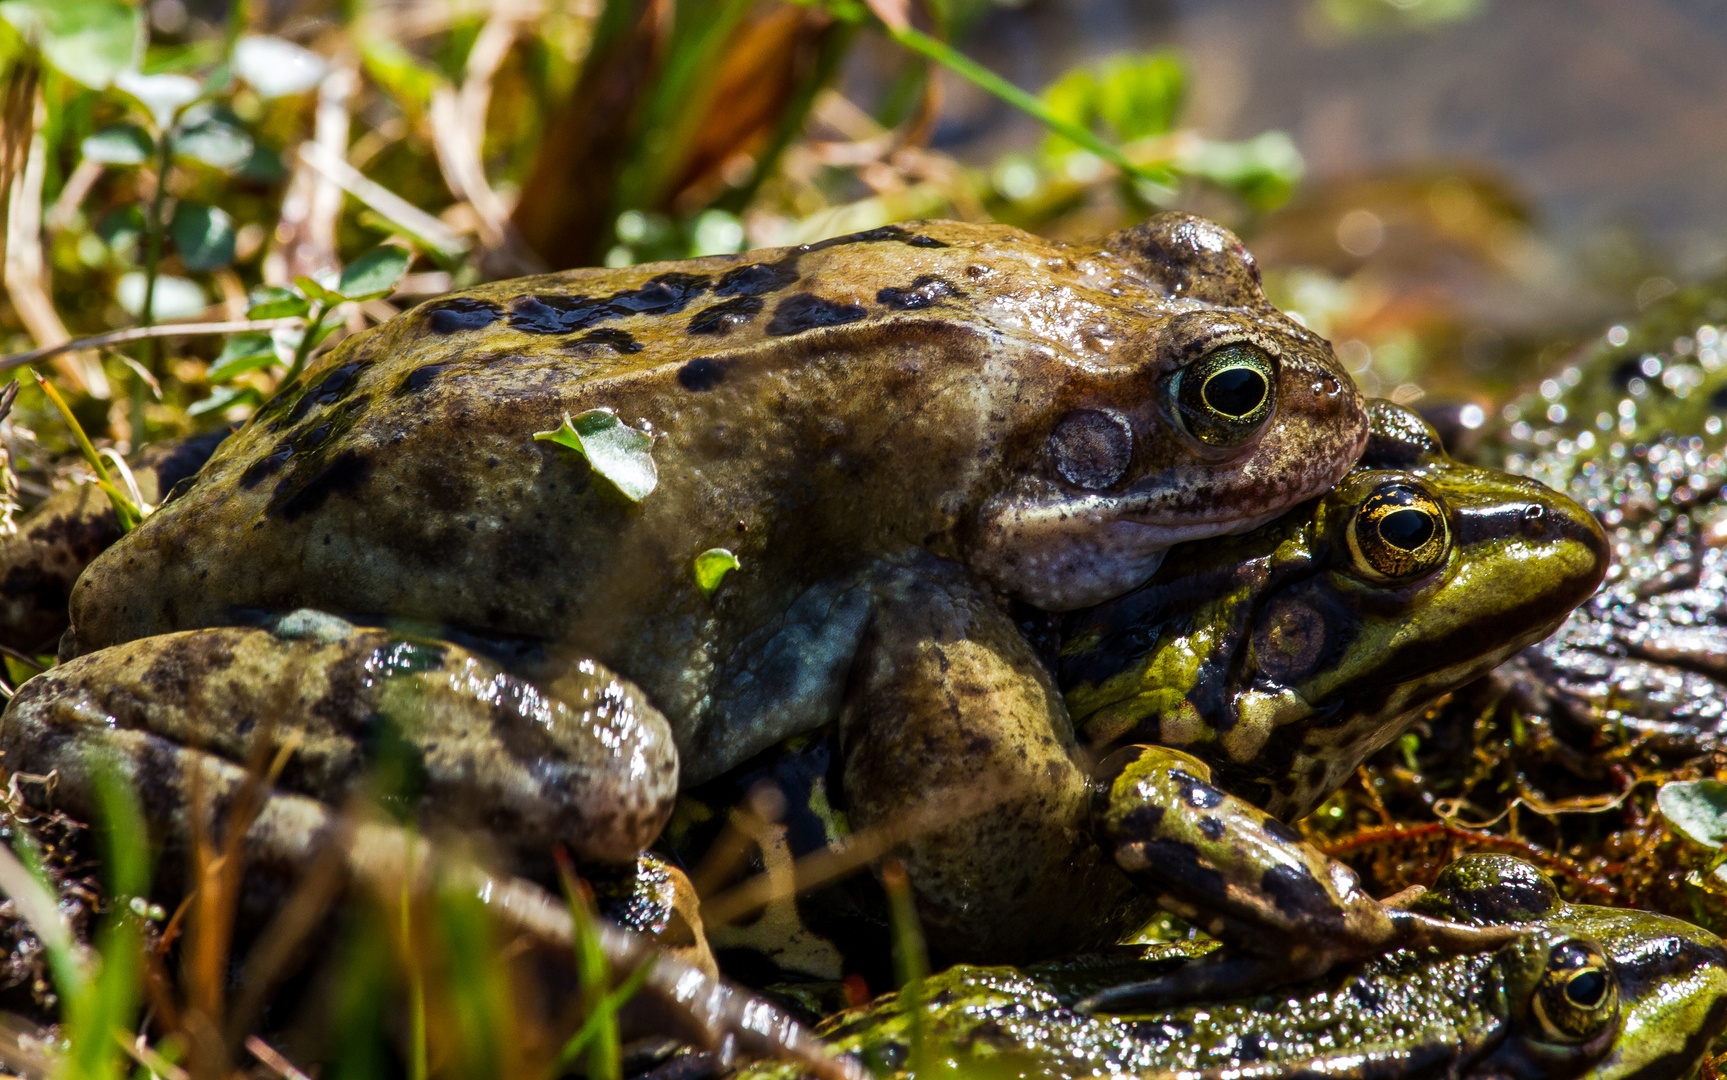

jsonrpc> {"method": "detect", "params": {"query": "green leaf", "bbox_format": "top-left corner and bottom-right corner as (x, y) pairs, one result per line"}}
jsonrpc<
(0, 0), (140, 89)
(247, 284), (309, 319)
(294, 275), (343, 306)
(207, 332), (276, 381)
(1094, 53), (1184, 142)
(232, 35), (327, 98)
(693, 548), (740, 597)
(188, 383), (262, 416)
(533, 409), (658, 503)
(80, 123), (152, 165)
(359, 36), (441, 114)
(174, 108), (255, 172)
(169, 203), (235, 271)
(1176, 131), (1304, 211)
(336, 244), (412, 301)
(1659, 780), (1727, 849)
(95, 204), (145, 251)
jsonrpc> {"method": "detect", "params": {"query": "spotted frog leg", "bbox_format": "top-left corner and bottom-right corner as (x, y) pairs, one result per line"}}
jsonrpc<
(0, 614), (861, 1079)
(1077, 745), (1519, 1012)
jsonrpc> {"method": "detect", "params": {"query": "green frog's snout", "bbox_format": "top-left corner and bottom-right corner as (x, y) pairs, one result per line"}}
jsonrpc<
(1453, 478), (1611, 620)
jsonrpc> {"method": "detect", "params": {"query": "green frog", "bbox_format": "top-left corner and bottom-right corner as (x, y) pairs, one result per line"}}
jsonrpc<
(724, 855), (1727, 1080)
(663, 403), (1607, 997)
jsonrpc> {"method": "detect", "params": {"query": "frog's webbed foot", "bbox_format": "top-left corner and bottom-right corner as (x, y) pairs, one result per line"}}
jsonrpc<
(1091, 744), (1518, 1007)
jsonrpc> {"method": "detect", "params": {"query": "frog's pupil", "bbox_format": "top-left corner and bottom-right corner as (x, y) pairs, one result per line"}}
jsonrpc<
(1566, 969), (1608, 1008)
(1202, 367), (1267, 418)
(1378, 509), (1435, 551)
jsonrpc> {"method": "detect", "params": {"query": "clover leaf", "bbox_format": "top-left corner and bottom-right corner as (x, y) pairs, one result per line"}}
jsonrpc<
(1659, 780), (1727, 849)
(693, 548), (740, 597)
(533, 409), (658, 503)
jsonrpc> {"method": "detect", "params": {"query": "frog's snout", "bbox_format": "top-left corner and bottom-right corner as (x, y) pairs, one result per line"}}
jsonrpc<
(1455, 486), (1611, 614)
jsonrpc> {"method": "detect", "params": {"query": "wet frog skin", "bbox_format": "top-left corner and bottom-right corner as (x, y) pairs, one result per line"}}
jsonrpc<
(65, 212), (1366, 790)
(662, 404), (1606, 989)
(725, 856), (1727, 1080)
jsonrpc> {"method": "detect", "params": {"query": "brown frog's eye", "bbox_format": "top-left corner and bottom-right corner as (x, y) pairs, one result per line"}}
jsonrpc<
(1347, 483), (1450, 580)
(1172, 343), (1277, 447)
(1531, 940), (1617, 1043)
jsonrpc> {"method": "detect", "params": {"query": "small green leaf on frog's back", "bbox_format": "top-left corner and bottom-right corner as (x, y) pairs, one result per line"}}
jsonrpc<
(533, 409), (658, 503)
(693, 548), (740, 597)
(1657, 779), (1727, 849)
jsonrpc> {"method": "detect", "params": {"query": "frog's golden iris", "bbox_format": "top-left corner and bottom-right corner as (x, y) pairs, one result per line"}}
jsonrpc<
(1172, 343), (1276, 446)
(1348, 482), (1451, 580)
(1530, 939), (1618, 1044)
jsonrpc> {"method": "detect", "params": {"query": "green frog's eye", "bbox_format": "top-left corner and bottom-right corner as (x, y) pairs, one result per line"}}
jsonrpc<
(1348, 484), (1450, 580)
(1172, 343), (1277, 447)
(1531, 940), (1618, 1043)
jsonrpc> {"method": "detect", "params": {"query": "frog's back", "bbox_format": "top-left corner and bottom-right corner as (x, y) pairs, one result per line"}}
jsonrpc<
(69, 222), (1179, 651)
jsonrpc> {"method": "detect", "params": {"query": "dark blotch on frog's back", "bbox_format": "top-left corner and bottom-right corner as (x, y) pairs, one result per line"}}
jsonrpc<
(569, 328), (642, 354)
(425, 297), (505, 335)
(714, 261), (799, 298)
(397, 363), (456, 396)
(278, 360), (369, 430)
(767, 293), (868, 336)
(678, 357), (729, 391)
(688, 296), (765, 335)
(878, 275), (965, 311)
(268, 450), (372, 521)
(508, 272), (712, 335)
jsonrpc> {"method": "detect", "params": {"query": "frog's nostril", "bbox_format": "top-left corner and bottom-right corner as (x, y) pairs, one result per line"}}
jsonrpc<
(1522, 504), (1548, 536)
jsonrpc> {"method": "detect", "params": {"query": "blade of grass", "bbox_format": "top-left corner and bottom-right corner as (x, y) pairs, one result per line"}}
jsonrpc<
(882, 860), (929, 1078)
(885, 24), (1157, 182)
(553, 957), (655, 1070)
(28, 371), (139, 531)
(555, 853), (620, 1080)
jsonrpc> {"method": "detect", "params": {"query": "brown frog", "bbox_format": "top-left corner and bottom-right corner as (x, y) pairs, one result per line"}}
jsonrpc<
(39, 213), (1367, 967)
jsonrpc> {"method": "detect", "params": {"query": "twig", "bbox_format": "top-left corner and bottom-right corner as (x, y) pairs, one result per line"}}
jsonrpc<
(245, 1036), (313, 1080)
(0, 318), (302, 373)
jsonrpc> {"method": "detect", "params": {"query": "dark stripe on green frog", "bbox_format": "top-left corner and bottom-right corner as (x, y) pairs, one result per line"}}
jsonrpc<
(508, 272), (713, 334)
(1260, 863), (1344, 926)
(878, 275), (964, 310)
(688, 296), (765, 335)
(424, 297), (504, 334)
(1171, 769), (1225, 809)
(767, 293), (867, 336)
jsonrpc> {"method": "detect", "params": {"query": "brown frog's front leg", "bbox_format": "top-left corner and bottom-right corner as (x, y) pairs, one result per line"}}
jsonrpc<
(1077, 744), (1518, 1012)
(839, 557), (1153, 964)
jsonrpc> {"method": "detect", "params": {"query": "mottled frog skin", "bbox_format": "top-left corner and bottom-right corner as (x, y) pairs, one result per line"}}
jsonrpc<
(69, 216), (1365, 783)
(727, 856), (1727, 1080)
(662, 404), (1607, 994)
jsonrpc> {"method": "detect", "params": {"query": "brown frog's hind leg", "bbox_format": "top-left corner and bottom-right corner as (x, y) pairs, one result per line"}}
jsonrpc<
(839, 556), (1153, 965)
(1077, 743), (1517, 1013)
